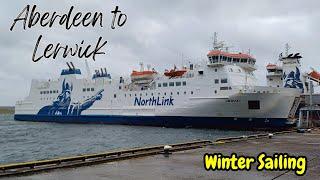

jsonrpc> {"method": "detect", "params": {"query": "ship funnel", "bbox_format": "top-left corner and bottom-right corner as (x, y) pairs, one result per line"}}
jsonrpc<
(66, 62), (72, 70)
(100, 68), (104, 76)
(70, 62), (75, 70)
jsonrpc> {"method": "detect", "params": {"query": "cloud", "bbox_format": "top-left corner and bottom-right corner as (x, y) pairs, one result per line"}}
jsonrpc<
(0, 0), (319, 105)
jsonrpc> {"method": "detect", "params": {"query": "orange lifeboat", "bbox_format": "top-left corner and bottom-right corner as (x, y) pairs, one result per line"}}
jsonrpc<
(266, 63), (277, 69)
(309, 69), (320, 81)
(131, 70), (157, 82)
(164, 66), (187, 78)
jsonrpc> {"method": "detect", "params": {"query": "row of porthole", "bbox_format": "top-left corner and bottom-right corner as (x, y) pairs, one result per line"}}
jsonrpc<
(115, 91), (194, 98)
(40, 90), (59, 95)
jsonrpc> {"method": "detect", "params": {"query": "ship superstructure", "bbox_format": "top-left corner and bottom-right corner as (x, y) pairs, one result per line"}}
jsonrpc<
(15, 36), (302, 129)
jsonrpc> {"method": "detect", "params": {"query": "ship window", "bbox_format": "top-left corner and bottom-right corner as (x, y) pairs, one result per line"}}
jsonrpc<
(240, 59), (247, 63)
(215, 79), (219, 84)
(248, 101), (260, 110)
(176, 82), (181, 86)
(158, 83), (161, 87)
(114, 94), (116, 98)
(229, 87), (232, 90)
(87, 88), (90, 91)
(83, 88), (86, 92)
(269, 78), (273, 81)
(91, 88), (94, 91)
(220, 87), (229, 90)
(233, 58), (240, 63)
(182, 81), (186, 86)
(227, 57), (232, 62)
(214, 69), (217, 72)
(221, 79), (228, 83)
(163, 82), (168, 87)
(40, 91), (42, 94)
(56, 90), (59, 93)
(169, 82), (174, 86)
(125, 94), (126, 97)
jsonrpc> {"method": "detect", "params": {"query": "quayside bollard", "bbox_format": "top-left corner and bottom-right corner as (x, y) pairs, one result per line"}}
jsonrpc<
(163, 145), (172, 157)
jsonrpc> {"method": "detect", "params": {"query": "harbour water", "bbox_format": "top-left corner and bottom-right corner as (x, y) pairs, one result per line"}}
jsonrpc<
(0, 114), (263, 164)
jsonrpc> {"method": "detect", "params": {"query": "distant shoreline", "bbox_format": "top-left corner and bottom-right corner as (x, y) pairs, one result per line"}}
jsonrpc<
(0, 106), (14, 114)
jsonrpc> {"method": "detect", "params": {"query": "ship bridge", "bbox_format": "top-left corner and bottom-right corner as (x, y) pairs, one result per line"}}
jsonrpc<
(207, 50), (257, 71)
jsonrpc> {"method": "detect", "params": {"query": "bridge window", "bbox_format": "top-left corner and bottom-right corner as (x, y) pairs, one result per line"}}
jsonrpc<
(182, 81), (186, 86)
(87, 88), (90, 91)
(83, 88), (86, 92)
(91, 88), (94, 91)
(163, 82), (168, 87)
(169, 82), (174, 87)
(215, 79), (219, 84)
(233, 58), (240, 63)
(176, 82), (181, 86)
(221, 78), (228, 83)
(227, 57), (232, 62)
(240, 59), (247, 63)
(158, 83), (161, 87)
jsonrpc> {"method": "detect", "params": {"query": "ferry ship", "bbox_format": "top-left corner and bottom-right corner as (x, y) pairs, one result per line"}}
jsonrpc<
(14, 37), (304, 129)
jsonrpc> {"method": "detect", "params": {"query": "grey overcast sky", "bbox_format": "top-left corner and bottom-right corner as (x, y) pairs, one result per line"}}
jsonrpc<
(0, 0), (319, 106)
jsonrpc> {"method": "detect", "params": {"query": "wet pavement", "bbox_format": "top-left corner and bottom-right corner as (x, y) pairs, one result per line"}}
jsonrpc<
(6, 129), (320, 180)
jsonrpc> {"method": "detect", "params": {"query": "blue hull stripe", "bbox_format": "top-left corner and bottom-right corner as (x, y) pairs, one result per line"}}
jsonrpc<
(14, 114), (294, 130)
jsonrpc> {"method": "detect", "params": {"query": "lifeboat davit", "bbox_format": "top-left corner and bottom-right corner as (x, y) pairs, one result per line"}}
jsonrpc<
(164, 66), (187, 78)
(131, 70), (157, 82)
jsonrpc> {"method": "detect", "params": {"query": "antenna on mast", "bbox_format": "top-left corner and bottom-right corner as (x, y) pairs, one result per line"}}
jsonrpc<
(285, 43), (290, 57)
(85, 59), (91, 78)
(212, 32), (224, 50)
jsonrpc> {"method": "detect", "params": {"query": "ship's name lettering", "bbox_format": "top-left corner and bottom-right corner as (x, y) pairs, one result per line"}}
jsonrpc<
(134, 97), (174, 106)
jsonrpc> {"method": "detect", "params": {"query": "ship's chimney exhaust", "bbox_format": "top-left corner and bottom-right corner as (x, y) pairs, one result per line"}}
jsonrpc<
(70, 62), (75, 70)
(66, 62), (72, 71)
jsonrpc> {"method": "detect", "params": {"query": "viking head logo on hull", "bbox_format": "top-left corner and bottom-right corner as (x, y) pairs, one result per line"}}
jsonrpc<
(283, 67), (304, 92)
(37, 79), (104, 116)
